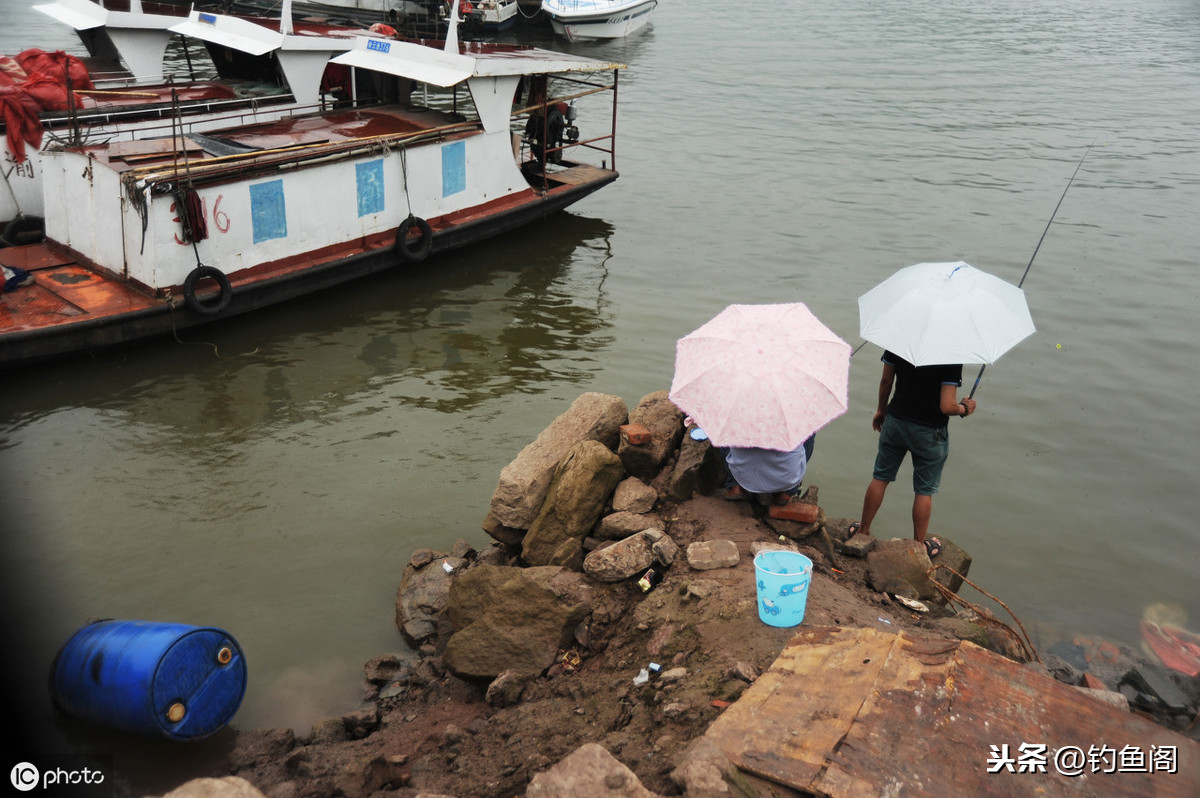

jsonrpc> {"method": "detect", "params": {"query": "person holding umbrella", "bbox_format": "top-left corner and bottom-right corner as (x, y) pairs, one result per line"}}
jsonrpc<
(850, 351), (975, 557)
(668, 303), (852, 510)
(852, 261), (1036, 557)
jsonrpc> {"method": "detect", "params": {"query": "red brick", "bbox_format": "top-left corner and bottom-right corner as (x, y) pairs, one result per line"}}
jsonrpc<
(620, 423), (652, 446)
(1082, 672), (1108, 690)
(767, 502), (820, 524)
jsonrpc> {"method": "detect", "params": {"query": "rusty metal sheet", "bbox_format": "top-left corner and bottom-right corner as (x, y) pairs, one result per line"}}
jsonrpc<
(0, 243), (74, 272)
(0, 262), (160, 334)
(701, 626), (1200, 797)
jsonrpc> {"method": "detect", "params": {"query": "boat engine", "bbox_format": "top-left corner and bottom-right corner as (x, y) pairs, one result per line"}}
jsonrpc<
(563, 103), (579, 143)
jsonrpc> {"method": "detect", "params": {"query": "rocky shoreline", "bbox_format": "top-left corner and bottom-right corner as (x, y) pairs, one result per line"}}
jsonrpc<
(160, 391), (1199, 798)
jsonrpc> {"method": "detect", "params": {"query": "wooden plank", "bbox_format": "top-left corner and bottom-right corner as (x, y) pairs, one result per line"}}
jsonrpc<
(704, 627), (901, 788)
(549, 164), (612, 186)
(108, 138), (205, 159)
(695, 626), (1200, 797)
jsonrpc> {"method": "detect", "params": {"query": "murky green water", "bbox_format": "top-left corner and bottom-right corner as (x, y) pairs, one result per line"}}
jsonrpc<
(3, 0), (1199, 792)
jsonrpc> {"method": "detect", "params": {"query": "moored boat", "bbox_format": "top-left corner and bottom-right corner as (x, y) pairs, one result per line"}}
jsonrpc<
(0, 4), (626, 369)
(471, 0), (519, 31)
(2, 1), (379, 230)
(541, 0), (656, 42)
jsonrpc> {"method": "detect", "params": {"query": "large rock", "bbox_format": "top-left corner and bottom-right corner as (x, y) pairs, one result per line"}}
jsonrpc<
(582, 530), (662, 582)
(865, 537), (971, 604)
(520, 440), (625, 569)
(443, 565), (592, 680)
(671, 737), (735, 796)
(668, 433), (726, 502)
(686, 540), (740, 570)
(618, 391), (685, 482)
(526, 743), (660, 798)
(486, 393), (628, 531)
(394, 550), (468, 648)
(612, 477), (657, 513)
(595, 510), (665, 541)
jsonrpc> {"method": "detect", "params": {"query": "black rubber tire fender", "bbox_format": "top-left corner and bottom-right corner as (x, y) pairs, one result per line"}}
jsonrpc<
(182, 264), (233, 315)
(1, 214), (46, 247)
(395, 215), (433, 263)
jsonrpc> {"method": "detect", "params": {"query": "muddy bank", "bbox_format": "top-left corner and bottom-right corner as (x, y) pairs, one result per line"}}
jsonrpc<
(172, 392), (1198, 798)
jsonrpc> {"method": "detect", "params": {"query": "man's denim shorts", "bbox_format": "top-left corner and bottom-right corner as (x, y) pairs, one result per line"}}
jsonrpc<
(872, 414), (950, 495)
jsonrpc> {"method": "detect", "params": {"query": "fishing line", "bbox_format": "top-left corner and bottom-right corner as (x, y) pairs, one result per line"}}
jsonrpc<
(967, 138), (1097, 400)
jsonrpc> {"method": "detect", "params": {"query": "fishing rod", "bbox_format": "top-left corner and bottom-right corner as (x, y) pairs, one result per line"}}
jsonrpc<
(967, 139), (1096, 400)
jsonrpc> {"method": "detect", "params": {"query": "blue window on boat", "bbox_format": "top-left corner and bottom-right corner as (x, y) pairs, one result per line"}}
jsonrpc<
(442, 141), (466, 197)
(250, 180), (287, 243)
(356, 160), (385, 217)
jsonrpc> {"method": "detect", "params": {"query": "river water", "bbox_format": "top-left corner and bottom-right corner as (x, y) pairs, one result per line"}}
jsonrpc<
(3, 0), (1199, 791)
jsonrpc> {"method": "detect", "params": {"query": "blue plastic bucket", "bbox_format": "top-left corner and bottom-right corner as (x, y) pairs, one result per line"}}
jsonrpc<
(50, 619), (247, 740)
(754, 551), (813, 627)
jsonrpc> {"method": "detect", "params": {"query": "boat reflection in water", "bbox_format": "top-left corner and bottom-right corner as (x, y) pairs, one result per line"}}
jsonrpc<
(84, 211), (618, 433)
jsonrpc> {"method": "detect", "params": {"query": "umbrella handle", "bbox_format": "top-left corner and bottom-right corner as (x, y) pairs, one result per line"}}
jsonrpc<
(967, 364), (986, 401)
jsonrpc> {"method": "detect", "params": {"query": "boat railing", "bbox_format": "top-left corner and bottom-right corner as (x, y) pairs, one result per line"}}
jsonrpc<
(105, 65), (619, 196)
(513, 71), (619, 188)
(38, 92), (308, 128)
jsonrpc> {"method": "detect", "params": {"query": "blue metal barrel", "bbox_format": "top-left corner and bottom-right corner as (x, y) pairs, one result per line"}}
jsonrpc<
(50, 619), (247, 740)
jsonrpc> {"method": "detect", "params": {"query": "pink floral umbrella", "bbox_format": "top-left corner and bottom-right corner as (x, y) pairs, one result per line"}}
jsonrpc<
(668, 303), (851, 451)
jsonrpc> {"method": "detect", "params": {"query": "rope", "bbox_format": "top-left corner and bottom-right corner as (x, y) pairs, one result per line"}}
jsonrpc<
(925, 563), (1042, 665)
(516, 1), (543, 19)
(164, 289), (259, 359)
(399, 145), (412, 217)
(165, 290), (221, 357)
(1, 163), (22, 217)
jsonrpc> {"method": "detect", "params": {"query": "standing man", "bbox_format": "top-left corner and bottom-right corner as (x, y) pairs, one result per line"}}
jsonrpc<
(850, 351), (976, 557)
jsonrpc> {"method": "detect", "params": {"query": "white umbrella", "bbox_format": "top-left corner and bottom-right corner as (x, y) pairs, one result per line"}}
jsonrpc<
(669, 303), (851, 451)
(857, 261), (1036, 366)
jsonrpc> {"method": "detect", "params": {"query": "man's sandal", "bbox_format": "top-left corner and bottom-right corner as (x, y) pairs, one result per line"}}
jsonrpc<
(847, 521), (863, 537)
(924, 536), (943, 558)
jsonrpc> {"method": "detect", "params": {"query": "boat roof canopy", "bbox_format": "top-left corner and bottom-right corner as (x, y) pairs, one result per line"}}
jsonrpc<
(169, 10), (369, 57)
(34, 0), (181, 31)
(330, 36), (625, 87)
(331, 39), (476, 88)
(169, 11), (285, 56)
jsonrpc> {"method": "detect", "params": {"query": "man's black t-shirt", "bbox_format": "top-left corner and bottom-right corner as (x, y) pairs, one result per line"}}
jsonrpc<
(883, 351), (963, 429)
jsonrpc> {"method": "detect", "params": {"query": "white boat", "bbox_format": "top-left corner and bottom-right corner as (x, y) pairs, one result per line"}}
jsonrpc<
(2, 1), (373, 230)
(470, 0), (519, 31)
(32, 0), (187, 83)
(0, 3), (626, 367)
(541, 0), (656, 42)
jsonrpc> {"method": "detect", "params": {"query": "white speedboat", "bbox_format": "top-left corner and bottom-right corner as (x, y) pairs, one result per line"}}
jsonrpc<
(541, 0), (655, 42)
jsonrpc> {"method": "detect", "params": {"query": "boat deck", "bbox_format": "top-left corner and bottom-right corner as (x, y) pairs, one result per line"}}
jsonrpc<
(0, 244), (160, 336)
(81, 104), (479, 174)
